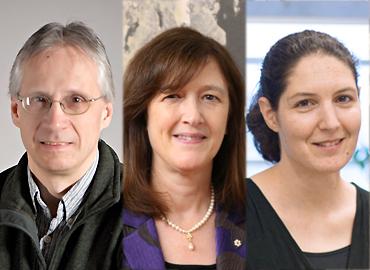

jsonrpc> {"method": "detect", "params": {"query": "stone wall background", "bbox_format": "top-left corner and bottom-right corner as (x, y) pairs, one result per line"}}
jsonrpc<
(123, 0), (245, 77)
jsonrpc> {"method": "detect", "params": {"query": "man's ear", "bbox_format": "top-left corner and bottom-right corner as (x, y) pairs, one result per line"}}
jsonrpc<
(100, 102), (113, 129)
(258, 97), (279, 132)
(10, 97), (21, 128)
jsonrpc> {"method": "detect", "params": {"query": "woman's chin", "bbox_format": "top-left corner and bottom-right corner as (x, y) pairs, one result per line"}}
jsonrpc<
(171, 159), (211, 174)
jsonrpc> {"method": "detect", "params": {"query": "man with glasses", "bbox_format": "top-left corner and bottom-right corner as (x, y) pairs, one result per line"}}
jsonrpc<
(0, 22), (122, 269)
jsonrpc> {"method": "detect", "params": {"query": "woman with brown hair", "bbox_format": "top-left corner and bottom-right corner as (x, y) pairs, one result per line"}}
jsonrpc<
(122, 27), (246, 270)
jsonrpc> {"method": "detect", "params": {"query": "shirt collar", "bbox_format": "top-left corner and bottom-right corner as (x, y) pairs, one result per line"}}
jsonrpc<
(27, 150), (99, 220)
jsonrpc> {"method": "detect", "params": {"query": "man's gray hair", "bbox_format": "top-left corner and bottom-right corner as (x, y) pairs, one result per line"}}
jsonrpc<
(9, 21), (115, 101)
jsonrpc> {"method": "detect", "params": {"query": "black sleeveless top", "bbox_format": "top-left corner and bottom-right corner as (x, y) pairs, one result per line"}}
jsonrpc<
(165, 262), (216, 270)
(304, 245), (350, 269)
(247, 179), (369, 269)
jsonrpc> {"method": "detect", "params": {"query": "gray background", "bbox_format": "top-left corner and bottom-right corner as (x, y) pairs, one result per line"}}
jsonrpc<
(0, 0), (123, 171)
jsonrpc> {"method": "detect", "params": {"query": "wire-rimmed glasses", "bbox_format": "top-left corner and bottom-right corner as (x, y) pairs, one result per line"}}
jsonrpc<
(16, 94), (105, 115)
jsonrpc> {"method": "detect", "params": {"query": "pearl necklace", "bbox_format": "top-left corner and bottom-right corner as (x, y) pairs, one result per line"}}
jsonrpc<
(161, 186), (215, 251)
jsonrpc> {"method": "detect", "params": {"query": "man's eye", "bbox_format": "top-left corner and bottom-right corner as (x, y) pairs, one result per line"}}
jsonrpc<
(70, 96), (86, 103)
(31, 96), (49, 103)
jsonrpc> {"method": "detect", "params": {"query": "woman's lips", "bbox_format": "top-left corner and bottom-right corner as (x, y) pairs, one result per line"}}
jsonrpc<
(173, 133), (207, 144)
(313, 138), (343, 147)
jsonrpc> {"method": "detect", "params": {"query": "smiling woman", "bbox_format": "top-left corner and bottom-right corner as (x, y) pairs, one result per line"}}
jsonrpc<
(246, 30), (369, 269)
(147, 58), (229, 174)
(122, 27), (246, 270)
(260, 53), (361, 173)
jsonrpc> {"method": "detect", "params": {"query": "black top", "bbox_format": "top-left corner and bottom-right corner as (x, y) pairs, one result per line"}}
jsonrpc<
(165, 262), (216, 270)
(247, 179), (369, 269)
(304, 245), (350, 269)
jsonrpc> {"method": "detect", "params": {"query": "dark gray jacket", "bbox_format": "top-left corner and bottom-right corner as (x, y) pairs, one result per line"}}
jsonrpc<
(0, 140), (123, 270)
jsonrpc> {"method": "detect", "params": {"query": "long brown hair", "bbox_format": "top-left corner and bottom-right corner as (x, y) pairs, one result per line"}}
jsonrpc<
(123, 27), (245, 217)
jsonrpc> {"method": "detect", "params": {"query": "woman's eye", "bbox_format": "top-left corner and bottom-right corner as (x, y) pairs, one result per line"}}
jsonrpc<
(336, 95), (352, 103)
(162, 94), (181, 101)
(203, 94), (219, 101)
(295, 99), (313, 107)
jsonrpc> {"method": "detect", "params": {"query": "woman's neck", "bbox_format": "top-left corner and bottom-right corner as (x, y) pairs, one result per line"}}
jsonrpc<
(151, 164), (213, 224)
(254, 158), (353, 210)
(253, 157), (357, 253)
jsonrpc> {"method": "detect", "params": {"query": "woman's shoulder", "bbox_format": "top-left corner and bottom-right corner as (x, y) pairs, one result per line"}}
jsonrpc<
(352, 183), (369, 207)
(246, 178), (258, 192)
(246, 167), (275, 195)
(352, 183), (369, 194)
(122, 208), (153, 232)
(247, 166), (276, 184)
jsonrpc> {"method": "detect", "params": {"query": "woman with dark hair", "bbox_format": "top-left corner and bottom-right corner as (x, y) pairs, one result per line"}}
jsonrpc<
(246, 30), (369, 269)
(122, 27), (246, 270)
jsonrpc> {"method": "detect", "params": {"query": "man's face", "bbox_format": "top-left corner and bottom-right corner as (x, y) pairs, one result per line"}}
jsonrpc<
(11, 45), (113, 179)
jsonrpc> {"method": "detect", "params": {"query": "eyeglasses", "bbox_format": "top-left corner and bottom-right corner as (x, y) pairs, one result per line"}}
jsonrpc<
(17, 94), (105, 115)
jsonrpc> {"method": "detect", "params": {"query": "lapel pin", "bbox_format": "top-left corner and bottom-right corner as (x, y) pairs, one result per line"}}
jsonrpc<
(234, 239), (242, 247)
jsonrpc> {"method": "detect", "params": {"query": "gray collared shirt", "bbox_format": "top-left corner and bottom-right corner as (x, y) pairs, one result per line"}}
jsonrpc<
(27, 150), (99, 263)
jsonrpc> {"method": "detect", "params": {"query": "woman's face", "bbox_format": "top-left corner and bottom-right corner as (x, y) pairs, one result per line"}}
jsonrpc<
(268, 54), (361, 173)
(147, 58), (229, 174)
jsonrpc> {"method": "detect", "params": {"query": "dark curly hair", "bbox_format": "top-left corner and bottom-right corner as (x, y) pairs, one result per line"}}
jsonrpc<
(246, 30), (359, 163)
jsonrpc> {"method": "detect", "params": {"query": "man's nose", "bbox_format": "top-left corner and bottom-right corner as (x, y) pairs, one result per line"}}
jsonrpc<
(43, 101), (68, 127)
